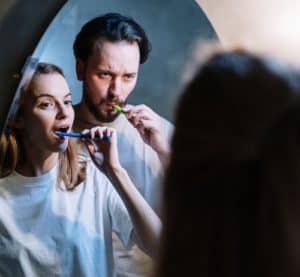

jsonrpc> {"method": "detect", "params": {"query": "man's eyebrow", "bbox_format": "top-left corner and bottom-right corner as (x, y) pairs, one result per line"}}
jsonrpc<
(97, 68), (137, 75)
(97, 68), (113, 73)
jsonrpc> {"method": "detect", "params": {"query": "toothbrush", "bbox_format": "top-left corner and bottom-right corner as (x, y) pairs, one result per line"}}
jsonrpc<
(55, 131), (110, 141)
(113, 104), (127, 114)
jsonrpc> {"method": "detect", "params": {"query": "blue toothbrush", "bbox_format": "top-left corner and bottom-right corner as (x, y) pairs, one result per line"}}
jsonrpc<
(55, 131), (110, 141)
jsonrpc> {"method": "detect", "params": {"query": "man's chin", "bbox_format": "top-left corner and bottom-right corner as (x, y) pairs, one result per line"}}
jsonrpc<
(94, 110), (120, 123)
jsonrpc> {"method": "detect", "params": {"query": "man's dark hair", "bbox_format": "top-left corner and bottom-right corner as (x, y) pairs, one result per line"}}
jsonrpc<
(73, 13), (151, 64)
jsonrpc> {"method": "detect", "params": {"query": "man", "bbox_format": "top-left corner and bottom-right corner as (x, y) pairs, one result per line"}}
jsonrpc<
(72, 13), (173, 276)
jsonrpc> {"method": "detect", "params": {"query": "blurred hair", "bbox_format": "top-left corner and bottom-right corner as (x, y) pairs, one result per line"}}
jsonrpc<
(0, 63), (85, 190)
(158, 50), (300, 277)
(73, 13), (151, 64)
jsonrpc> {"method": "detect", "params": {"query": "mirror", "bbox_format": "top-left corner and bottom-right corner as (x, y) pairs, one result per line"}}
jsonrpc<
(29, 0), (217, 122)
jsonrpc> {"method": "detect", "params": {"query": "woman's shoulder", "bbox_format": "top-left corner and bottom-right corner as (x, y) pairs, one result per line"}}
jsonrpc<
(84, 160), (115, 194)
(0, 171), (23, 188)
(0, 175), (11, 189)
(0, 172), (26, 196)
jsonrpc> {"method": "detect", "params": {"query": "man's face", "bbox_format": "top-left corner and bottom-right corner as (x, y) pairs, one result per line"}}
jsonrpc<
(77, 39), (140, 122)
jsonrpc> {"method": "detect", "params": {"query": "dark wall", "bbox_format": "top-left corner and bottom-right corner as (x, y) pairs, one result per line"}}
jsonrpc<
(0, 0), (66, 135)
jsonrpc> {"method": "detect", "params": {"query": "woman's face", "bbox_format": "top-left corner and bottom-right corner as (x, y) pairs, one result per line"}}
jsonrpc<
(19, 72), (74, 153)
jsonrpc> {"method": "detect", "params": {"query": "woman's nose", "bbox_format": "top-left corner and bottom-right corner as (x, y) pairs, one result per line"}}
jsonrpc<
(56, 103), (68, 119)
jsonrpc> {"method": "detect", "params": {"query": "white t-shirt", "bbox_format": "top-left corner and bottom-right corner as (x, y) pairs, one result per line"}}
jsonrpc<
(74, 111), (174, 212)
(74, 109), (173, 277)
(0, 162), (133, 277)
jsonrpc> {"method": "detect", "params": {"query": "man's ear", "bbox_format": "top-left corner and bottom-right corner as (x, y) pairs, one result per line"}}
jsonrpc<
(76, 59), (85, 81)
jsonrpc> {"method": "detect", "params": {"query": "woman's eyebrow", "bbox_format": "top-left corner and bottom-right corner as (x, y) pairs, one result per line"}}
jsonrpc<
(35, 92), (72, 99)
(35, 93), (54, 99)
(64, 92), (72, 98)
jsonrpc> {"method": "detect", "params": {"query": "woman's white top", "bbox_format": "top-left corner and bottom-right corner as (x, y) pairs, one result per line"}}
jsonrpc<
(0, 162), (133, 277)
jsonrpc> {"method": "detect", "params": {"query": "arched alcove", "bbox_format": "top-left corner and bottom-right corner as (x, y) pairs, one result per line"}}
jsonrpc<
(30, 0), (217, 121)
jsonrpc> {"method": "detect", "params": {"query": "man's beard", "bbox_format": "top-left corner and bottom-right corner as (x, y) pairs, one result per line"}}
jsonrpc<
(84, 89), (126, 123)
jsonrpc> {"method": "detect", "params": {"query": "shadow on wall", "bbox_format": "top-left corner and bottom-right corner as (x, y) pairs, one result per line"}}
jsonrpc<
(0, 0), (67, 135)
(35, 0), (217, 121)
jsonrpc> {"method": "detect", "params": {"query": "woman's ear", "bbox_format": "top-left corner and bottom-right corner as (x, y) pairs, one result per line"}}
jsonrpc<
(76, 59), (85, 81)
(8, 116), (24, 129)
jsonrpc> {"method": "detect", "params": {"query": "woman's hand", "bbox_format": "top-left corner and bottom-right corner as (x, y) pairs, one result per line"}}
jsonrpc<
(81, 126), (121, 172)
(82, 127), (161, 257)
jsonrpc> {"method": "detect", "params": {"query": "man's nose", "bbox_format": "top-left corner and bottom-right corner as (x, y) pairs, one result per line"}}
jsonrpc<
(108, 78), (122, 98)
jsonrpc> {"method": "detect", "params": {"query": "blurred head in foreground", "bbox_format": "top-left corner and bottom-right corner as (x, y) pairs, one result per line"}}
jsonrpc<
(158, 49), (300, 277)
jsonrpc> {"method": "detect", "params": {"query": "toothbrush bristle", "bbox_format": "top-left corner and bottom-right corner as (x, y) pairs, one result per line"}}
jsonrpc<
(113, 104), (123, 113)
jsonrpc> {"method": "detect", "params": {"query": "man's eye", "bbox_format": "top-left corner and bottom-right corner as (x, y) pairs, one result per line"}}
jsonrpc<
(64, 100), (73, 105)
(99, 72), (111, 78)
(124, 75), (135, 81)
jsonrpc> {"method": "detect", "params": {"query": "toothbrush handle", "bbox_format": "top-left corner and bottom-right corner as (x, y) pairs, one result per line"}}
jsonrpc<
(81, 133), (110, 141)
(55, 131), (110, 141)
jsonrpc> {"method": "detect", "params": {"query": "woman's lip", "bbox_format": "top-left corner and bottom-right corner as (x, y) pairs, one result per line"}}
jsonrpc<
(53, 126), (71, 133)
(53, 131), (67, 139)
(53, 125), (70, 130)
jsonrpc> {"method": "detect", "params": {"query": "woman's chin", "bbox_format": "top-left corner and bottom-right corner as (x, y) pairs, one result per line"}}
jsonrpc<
(53, 141), (69, 153)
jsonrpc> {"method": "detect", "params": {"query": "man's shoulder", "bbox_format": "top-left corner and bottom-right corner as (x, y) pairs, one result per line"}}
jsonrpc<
(159, 115), (174, 138)
(160, 115), (172, 126)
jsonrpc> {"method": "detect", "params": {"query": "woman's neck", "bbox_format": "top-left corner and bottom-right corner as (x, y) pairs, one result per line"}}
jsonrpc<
(16, 144), (59, 177)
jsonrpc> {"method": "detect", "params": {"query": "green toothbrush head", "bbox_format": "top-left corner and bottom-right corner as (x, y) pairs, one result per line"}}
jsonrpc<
(113, 104), (124, 113)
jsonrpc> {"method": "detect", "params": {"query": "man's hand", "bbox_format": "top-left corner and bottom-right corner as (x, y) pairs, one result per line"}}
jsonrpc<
(124, 104), (170, 167)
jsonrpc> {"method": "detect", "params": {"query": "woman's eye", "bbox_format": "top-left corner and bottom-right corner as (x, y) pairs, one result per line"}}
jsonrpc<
(39, 102), (54, 109)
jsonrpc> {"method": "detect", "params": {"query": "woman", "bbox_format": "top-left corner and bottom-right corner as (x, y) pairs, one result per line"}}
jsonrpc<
(0, 63), (160, 276)
(158, 50), (300, 277)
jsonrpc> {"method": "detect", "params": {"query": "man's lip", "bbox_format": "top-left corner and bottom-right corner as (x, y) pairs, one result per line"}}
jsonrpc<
(105, 104), (120, 112)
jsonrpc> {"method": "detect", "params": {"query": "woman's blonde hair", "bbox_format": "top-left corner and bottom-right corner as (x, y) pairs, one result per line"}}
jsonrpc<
(0, 63), (85, 190)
